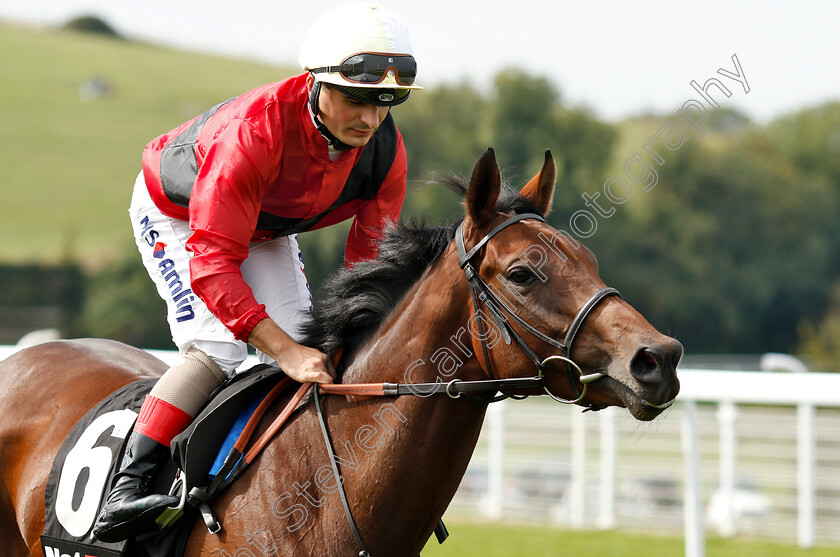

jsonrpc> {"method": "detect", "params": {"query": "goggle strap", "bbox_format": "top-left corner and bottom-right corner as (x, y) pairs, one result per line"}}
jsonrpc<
(310, 65), (348, 74)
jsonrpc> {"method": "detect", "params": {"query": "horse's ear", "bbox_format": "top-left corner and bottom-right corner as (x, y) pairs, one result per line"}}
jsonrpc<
(520, 150), (556, 217)
(465, 148), (501, 230)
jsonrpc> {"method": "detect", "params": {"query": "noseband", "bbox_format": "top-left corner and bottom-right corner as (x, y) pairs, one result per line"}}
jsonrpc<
(455, 212), (620, 406)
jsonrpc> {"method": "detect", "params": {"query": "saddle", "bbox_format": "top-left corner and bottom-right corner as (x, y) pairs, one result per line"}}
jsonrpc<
(41, 364), (295, 557)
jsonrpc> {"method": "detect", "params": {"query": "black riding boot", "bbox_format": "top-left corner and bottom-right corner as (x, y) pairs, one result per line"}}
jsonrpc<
(92, 431), (179, 542)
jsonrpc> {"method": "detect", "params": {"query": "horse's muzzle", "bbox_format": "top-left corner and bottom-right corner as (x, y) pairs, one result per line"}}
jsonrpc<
(629, 338), (683, 412)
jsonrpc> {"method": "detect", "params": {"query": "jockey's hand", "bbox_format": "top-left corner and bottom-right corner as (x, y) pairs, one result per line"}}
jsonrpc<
(274, 343), (335, 384)
(247, 318), (334, 384)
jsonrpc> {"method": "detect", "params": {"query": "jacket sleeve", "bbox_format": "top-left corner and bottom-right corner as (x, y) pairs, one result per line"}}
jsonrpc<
(186, 118), (276, 341)
(343, 133), (407, 266)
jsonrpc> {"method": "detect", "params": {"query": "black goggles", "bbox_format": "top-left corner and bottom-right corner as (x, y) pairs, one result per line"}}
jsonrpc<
(310, 53), (417, 86)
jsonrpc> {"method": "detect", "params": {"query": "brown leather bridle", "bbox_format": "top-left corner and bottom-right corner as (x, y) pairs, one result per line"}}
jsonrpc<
(452, 212), (620, 405)
(312, 212), (621, 556)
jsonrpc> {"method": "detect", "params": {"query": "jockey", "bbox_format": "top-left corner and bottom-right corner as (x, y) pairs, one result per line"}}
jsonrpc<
(93, 2), (421, 542)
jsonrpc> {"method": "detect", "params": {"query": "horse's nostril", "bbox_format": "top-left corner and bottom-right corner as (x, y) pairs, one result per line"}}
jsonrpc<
(631, 347), (660, 378)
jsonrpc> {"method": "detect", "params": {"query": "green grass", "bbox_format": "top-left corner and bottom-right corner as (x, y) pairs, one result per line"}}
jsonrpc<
(0, 22), (295, 265)
(421, 520), (840, 557)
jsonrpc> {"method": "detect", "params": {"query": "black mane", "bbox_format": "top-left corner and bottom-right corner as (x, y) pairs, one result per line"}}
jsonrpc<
(298, 180), (542, 357)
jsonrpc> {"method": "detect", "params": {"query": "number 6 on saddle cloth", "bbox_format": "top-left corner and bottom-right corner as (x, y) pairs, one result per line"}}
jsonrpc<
(41, 364), (295, 557)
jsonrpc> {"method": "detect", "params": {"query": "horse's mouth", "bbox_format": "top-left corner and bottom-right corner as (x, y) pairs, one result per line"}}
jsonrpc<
(594, 375), (677, 421)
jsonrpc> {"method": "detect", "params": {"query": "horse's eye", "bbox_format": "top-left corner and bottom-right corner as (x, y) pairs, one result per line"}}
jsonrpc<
(508, 268), (535, 285)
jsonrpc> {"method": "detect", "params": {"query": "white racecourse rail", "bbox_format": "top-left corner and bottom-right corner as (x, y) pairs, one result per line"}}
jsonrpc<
(457, 357), (840, 556)
(2, 345), (839, 553)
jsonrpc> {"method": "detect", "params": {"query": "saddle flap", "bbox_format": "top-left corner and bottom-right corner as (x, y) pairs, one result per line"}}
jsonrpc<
(41, 378), (189, 557)
(170, 365), (286, 491)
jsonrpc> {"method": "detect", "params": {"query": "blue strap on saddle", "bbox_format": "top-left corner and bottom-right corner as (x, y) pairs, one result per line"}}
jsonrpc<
(208, 395), (262, 479)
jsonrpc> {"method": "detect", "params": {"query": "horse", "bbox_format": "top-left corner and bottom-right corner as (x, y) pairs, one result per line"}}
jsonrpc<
(0, 149), (682, 557)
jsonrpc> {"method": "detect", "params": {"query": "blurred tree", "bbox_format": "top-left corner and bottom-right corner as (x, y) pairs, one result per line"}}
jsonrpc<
(706, 107), (753, 134)
(491, 68), (616, 210)
(296, 221), (352, 298)
(551, 106), (617, 206)
(399, 81), (489, 180)
(0, 264), (84, 344)
(769, 101), (840, 185)
(768, 101), (840, 279)
(492, 69), (559, 177)
(78, 248), (172, 349)
(798, 282), (840, 371)
(397, 81), (489, 224)
(62, 16), (123, 39)
(590, 131), (837, 354)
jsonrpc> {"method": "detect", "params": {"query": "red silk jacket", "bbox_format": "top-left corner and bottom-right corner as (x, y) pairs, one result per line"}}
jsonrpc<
(142, 73), (407, 341)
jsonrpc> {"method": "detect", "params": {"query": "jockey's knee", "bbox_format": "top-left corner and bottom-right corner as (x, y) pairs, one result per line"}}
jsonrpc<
(149, 345), (231, 416)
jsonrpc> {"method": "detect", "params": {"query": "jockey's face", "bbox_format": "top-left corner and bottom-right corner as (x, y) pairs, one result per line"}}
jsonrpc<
(313, 81), (390, 148)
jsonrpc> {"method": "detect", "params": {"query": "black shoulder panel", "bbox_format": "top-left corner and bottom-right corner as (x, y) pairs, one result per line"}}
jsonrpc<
(160, 98), (237, 207)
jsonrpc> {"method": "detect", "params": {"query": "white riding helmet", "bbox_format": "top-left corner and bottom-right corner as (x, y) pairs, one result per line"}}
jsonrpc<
(299, 2), (422, 106)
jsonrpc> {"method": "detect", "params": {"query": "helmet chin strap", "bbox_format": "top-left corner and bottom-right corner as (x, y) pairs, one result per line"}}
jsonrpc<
(308, 79), (355, 151)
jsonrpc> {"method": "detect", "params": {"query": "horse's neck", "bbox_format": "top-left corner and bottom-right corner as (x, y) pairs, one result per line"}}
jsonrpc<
(344, 252), (486, 386)
(338, 254), (489, 551)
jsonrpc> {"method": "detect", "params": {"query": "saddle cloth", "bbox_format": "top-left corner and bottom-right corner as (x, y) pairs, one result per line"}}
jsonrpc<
(41, 364), (289, 557)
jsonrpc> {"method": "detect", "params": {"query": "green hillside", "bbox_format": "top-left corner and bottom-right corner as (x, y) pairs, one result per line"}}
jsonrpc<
(0, 21), (658, 266)
(0, 22), (296, 264)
